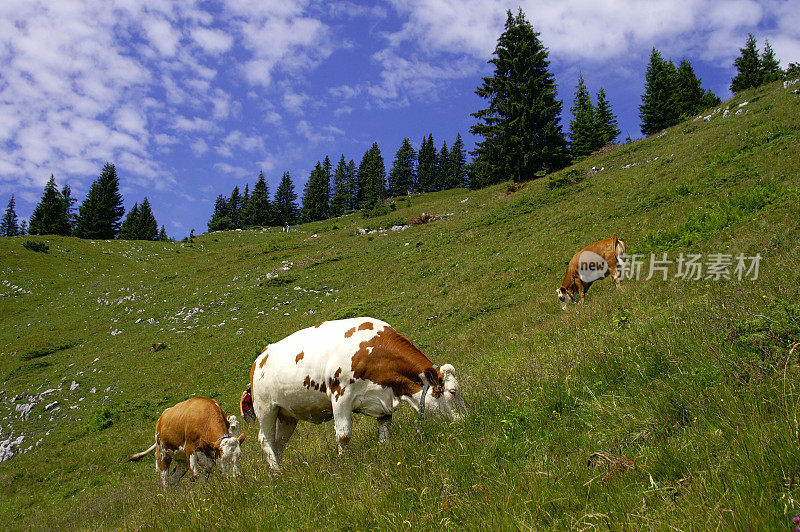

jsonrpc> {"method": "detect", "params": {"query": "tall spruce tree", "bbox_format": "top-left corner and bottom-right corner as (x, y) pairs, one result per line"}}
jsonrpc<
(594, 88), (620, 146)
(30, 175), (71, 236)
(228, 186), (243, 229)
(438, 141), (456, 190)
(207, 194), (234, 232)
(416, 134), (437, 192)
(118, 202), (140, 240)
(19, 220), (27, 236)
(731, 34), (762, 93)
(449, 133), (468, 188)
(302, 162), (330, 223)
(1, 195), (20, 237)
(75, 163), (125, 239)
(243, 171), (272, 227)
(675, 59), (720, 118)
(568, 72), (599, 159)
(760, 39), (783, 84)
(639, 48), (680, 135)
(356, 143), (386, 208)
(345, 159), (358, 211)
(274, 171), (299, 225)
(158, 225), (168, 241)
(388, 138), (417, 197)
(62, 184), (77, 235)
(137, 197), (158, 240)
(470, 9), (568, 187)
(330, 155), (349, 216)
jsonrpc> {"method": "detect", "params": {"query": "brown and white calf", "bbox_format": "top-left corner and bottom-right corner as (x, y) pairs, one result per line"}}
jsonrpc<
(126, 397), (246, 486)
(239, 317), (466, 471)
(557, 236), (627, 309)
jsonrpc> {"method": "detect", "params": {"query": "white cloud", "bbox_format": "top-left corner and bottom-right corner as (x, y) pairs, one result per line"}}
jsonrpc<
(192, 26), (234, 54)
(283, 91), (310, 114)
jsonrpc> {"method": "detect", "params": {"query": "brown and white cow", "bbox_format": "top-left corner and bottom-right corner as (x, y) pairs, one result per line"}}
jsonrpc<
(239, 317), (466, 471)
(557, 236), (627, 309)
(126, 397), (246, 486)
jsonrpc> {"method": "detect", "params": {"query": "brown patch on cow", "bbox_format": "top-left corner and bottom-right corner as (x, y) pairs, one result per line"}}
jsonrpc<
(295, 351), (304, 363)
(249, 360), (256, 389)
(344, 327), (357, 338)
(329, 368), (344, 401)
(350, 326), (440, 398)
(358, 321), (374, 331)
(314, 322), (323, 328)
(259, 351), (269, 368)
(303, 375), (311, 388)
(319, 382), (327, 393)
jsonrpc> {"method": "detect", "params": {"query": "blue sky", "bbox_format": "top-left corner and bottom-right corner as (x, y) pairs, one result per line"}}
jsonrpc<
(1, 1), (798, 238)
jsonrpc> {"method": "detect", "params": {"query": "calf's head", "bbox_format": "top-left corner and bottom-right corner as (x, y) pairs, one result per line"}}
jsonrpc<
(557, 287), (573, 310)
(423, 364), (467, 421)
(204, 432), (247, 477)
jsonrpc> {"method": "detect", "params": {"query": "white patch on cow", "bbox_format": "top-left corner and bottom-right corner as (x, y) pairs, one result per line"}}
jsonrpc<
(577, 250), (609, 283)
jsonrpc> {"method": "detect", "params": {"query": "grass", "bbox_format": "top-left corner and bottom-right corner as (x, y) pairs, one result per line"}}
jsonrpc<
(0, 80), (799, 529)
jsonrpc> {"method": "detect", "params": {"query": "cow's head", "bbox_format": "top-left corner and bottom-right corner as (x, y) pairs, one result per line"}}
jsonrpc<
(423, 364), (467, 421)
(240, 388), (256, 423)
(557, 287), (573, 310)
(211, 433), (247, 477)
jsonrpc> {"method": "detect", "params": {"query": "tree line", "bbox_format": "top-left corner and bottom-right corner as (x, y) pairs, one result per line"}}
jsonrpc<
(1, 163), (168, 240)
(4, 11), (792, 239)
(207, 133), (469, 230)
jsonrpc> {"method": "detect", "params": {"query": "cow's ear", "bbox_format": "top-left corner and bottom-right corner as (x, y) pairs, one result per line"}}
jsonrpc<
(425, 366), (444, 393)
(237, 432), (247, 444)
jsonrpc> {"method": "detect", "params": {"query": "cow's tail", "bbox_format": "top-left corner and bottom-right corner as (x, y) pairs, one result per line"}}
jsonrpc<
(126, 442), (157, 462)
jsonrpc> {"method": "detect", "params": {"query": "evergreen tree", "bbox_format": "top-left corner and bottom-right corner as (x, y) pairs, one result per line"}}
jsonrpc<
(137, 197), (158, 240)
(674, 59), (720, 118)
(639, 48), (680, 135)
(322, 155), (332, 206)
(30, 175), (71, 236)
(302, 162), (330, 223)
(1, 195), (20, 237)
(594, 88), (621, 146)
(356, 143), (386, 208)
(388, 138), (417, 197)
(243, 171), (272, 227)
(330, 155), (349, 217)
(19, 220), (27, 236)
(158, 225), (168, 241)
(449, 133), (468, 188)
(274, 171), (299, 225)
(416, 134), (437, 192)
(207, 194), (234, 232)
(228, 186), (243, 229)
(439, 141), (456, 190)
(118, 202), (140, 240)
(568, 72), (599, 159)
(760, 39), (783, 84)
(731, 34), (762, 93)
(75, 163), (125, 239)
(345, 159), (358, 211)
(62, 184), (78, 235)
(470, 9), (568, 187)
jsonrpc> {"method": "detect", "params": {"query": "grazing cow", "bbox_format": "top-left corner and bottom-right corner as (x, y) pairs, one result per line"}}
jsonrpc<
(557, 237), (627, 309)
(126, 397), (246, 486)
(239, 317), (466, 471)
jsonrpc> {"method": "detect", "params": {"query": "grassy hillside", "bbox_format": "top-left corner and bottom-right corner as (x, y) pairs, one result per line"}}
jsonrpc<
(1, 80), (799, 530)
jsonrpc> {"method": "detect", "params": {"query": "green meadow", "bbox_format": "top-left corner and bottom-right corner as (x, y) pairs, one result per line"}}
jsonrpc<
(1, 80), (799, 530)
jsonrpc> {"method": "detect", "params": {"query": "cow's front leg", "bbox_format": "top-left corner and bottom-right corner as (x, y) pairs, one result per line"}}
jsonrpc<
(377, 414), (392, 443)
(610, 265), (622, 288)
(257, 406), (281, 471)
(332, 399), (354, 456)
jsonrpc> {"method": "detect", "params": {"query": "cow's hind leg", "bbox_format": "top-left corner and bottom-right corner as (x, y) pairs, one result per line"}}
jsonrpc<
(257, 406), (281, 471)
(332, 399), (354, 456)
(274, 411), (297, 465)
(377, 415), (392, 443)
(155, 445), (172, 487)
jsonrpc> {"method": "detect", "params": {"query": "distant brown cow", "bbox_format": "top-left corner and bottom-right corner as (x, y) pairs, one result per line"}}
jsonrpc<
(557, 237), (627, 309)
(126, 397), (246, 486)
